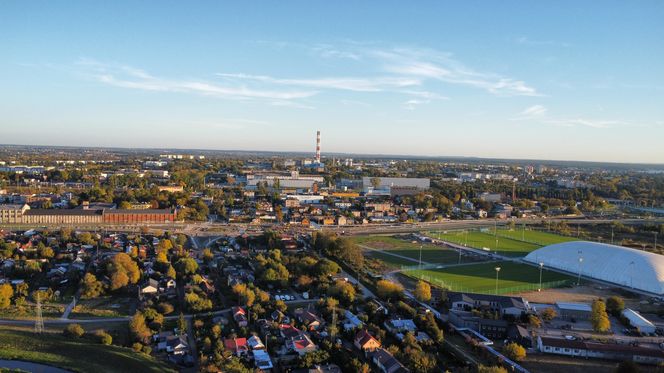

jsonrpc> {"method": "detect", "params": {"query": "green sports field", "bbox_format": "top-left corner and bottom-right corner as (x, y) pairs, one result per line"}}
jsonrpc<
(426, 228), (576, 257)
(428, 230), (541, 257)
(353, 235), (466, 267)
(495, 228), (576, 246)
(405, 260), (574, 295)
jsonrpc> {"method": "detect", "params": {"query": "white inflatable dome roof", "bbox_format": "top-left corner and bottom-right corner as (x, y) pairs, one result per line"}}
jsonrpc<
(524, 241), (664, 295)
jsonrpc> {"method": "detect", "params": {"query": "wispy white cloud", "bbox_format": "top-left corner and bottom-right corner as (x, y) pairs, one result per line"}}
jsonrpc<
(544, 118), (622, 129)
(516, 36), (571, 48)
(373, 47), (540, 97)
(216, 73), (420, 92)
(77, 58), (316, 101)
(519, 104), (548, 117)
(76, 42), (539, 110)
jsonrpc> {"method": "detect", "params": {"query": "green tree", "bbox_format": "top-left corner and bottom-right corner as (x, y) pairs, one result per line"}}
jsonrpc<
(175, 257), (199, 278)
(328, 280), (356, 304)
(591, 298), (611, 332)
(606, 296), (625, 316)
(178, 312), (187, 335)
(414, 280), (431, 303)
(297, 350), (330, 368)
(503, 342), (526, 361)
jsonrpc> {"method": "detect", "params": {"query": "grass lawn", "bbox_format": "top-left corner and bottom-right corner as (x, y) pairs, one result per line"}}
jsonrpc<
(0, 327), (176, 373)
(0, 303), (65, 320)
(71, 297), (135, 319)
(495, 228), (576, 246)
(427, 230), (540, 257)
(353, 235), (464, 265)
(405, 260), (574, 294)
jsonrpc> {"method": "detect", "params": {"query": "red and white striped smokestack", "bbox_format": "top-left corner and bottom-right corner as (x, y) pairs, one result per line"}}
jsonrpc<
(315, 130), (321, 162)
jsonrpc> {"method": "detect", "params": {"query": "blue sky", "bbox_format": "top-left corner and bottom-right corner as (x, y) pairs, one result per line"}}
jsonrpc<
(1, 1), (663, 163)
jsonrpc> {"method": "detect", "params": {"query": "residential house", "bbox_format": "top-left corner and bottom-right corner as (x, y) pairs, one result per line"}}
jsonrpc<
(232, 306), (248, 327)
(371, 348), (409, 373)
(354, 330), (381, 354)
(295, 307), (325, 331)
(165, 335), (189, 355)
(448, 292), (529, 317)
(343, 310), (363, 331)
(223, 337), (249, 357)
(384, 318), (417, 340)
(253, 349), (274, 371)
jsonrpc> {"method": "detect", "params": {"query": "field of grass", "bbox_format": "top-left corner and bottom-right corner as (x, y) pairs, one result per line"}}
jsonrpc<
(496, 228), (576, 246)
(428, 230), (541, 257)
(0, 327), (176, 373)
(353, 235), (465, 265)
(0, 303), (65, 320)
(405, 260), (574, 295)
(70, 297), (135, 319)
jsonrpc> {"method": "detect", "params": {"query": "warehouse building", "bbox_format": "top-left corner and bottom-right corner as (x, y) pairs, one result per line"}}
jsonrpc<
(622, 308), (657, 334)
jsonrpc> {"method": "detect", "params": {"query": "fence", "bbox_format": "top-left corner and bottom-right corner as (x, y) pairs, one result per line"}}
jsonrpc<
(405, 272), (574, 295)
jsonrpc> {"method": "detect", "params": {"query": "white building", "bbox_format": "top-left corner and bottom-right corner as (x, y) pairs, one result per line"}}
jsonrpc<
(524, 241), (664, 295)
(622, 308), (657, 334)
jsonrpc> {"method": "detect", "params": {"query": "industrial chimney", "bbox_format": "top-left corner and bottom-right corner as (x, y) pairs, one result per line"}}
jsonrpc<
(315, 130), (321, 163)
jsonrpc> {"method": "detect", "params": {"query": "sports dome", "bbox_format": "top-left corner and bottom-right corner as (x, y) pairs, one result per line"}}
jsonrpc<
(524, 241), (664, 295)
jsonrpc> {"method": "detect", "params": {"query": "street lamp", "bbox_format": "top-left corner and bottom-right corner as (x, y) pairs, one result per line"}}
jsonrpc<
(495, 238), (499, 257)
(495, 266), (501, 295)
(655, 232), (658, 251)
(577, 254), (583, 286)
(629, 261), (635, 288)
(419, 245), (423, 270)
(538, 262), (544, 292)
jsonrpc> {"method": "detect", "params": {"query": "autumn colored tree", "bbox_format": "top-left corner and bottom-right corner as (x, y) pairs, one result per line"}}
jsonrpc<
(504, 342), (526, 361)
(414, 280), (431, 303)
(376, 280), (404, 300)
(81, 273), (104, 298)
(0, 283), (14, 309)
(129, 312), (152, 343)
(107, 253), (140, 290)
(591, 298), (611, 332)
(232, 283), (256, 306)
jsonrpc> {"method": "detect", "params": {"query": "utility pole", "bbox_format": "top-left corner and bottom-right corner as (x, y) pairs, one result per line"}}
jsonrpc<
(538, 262), (544, 292)
(655, 232), (658, 251)
(35, 293), (44, 334)
(495, 267), (501, 295)
(577, 252), (583, 286)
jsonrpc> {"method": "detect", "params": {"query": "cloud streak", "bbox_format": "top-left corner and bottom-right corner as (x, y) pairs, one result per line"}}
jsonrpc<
(77, 59), (316, 101)
(76, 43), (540, 109)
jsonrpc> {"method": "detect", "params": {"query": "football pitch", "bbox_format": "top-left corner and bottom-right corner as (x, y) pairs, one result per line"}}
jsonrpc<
(426, 229), (575, 257)
(405, 260), (575, 295)
(353, 235), (469, 267)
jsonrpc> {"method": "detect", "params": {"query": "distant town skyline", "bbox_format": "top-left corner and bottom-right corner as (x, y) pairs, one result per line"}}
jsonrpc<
(1, 1), (663, 163)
